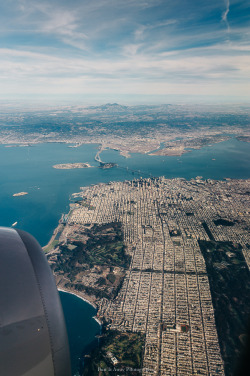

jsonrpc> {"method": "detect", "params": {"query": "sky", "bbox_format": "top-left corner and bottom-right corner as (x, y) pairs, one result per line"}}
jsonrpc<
(0, 0), (249, 104)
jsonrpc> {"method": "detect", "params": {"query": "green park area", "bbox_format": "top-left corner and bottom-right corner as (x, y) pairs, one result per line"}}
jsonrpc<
(49, 222), (131, 299)
(83, 330), (145, 376)
(198, 240), (250, 376)
(57, 222), (130, 269)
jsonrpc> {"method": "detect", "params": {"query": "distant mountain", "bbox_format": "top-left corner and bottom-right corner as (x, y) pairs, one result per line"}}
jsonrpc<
(88, 103), (129, 113)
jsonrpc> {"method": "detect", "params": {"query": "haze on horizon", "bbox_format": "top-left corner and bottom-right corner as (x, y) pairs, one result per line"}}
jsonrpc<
(0, 0), (249, 105)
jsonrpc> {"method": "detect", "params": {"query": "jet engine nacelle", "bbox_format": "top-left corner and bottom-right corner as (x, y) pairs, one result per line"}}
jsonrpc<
(0, 227), (71, 376)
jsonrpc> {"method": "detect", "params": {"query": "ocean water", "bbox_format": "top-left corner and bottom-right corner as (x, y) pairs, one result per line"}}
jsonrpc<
(0, 138), (250, 374)
(59, 291), (100, 375)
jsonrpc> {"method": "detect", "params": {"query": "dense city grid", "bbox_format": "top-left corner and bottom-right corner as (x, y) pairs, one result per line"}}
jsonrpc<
(59, 177), (249, 375)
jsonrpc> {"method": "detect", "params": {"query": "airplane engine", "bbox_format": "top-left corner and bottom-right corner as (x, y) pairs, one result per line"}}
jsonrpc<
(0, 227), (71, 376)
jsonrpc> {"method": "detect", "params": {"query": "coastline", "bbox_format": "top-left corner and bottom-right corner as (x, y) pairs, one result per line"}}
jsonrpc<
(93, 316), (102, 326)
(43, 221), (63, 251)
(58, 287), (98, 310)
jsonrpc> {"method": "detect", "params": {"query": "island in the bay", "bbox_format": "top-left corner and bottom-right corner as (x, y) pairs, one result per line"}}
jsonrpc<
(46, 177), (250, 376)
(53, 163), (93, 169)
(99, 161), (117, 169)
(13, 192), (28, 197)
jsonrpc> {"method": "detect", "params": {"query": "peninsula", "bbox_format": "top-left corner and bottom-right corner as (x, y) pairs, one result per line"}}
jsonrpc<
(149, 135), (230, 156)
(47, 177), (250, 376)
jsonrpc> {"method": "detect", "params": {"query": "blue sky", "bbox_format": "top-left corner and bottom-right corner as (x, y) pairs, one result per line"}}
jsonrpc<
(0, 0), (249, 104)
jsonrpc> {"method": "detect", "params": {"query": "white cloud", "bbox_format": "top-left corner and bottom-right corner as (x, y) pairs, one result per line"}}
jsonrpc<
(16, 1), (89, 50)
(134, 19), (177, 41)
(222, 0), (230, 31)
(0, 45), (249, 84)
(122, 43), (143, 56)
(0, 0), (249, 101)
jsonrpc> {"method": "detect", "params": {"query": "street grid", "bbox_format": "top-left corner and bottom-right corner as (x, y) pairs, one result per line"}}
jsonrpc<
(65, 177), (250, 375)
